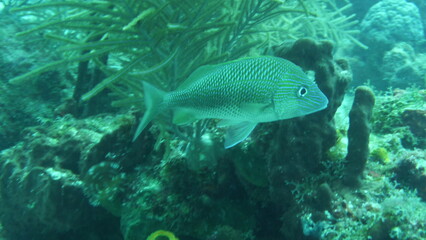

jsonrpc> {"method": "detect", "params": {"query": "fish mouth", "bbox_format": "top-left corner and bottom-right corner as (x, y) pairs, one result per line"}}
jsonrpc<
(312, 87), (329, 109)
(317, 92), (329, 110)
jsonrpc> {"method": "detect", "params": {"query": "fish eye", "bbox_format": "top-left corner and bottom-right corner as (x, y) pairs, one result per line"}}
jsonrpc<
(297, 86), (308, 97)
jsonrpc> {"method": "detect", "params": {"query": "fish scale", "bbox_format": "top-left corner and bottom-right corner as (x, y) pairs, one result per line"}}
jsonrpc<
(133, 56), (329, 148)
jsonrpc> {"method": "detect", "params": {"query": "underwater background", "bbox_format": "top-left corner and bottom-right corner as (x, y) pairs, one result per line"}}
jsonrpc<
(0, 0), (425, 239)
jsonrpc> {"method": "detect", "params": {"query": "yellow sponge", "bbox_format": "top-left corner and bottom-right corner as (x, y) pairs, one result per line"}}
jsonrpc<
(146, 230), (179, 240)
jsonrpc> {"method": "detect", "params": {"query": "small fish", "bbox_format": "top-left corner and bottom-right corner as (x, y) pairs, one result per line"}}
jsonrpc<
(134, 56), (328, 148)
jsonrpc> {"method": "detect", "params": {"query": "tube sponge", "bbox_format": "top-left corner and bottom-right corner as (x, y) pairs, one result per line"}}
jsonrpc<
(343, 86), (375, 187)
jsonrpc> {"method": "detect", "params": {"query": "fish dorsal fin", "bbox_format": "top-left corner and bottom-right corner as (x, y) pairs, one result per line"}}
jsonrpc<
(172, 108), (197, 125)
(224, 122), (257, 149)
(177, 64), (219, 90)
(178, 57), (269, 90)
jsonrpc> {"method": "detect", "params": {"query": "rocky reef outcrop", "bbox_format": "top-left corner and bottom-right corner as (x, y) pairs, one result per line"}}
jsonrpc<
(382, 43), (426, 88)
(223, 39), (353, 238)
(0, 113), (139, 240)
(351, 0), (426, 89)
(0, 38), (355, 240)
(3, 36), (425, 240)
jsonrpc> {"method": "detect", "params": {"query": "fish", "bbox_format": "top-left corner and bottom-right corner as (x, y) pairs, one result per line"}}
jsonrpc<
(133, 56), (328, 148)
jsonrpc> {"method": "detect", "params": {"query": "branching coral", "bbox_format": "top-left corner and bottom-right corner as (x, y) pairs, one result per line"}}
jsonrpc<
(301, 0), (368, 49)
(8, 0), (363, 117)
(9, 0), (308, 108)
(263, 0), (367, 49)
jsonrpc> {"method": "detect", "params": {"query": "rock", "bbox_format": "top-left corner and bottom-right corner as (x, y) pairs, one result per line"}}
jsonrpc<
(402, 109), (426, 137)
(0, 13), (70, 151)
(0, 113), (137, 240)
(393, 150), (426, 201)
(315, 183), (333, 211)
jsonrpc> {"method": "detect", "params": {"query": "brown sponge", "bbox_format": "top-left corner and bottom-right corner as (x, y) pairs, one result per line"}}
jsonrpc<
(343, 86), (375, 187)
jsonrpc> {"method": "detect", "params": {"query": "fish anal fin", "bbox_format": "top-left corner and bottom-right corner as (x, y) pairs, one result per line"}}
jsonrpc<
(225, 122), (257, 149)
(217, 119), (240, 128)
(172, 108), (197, 125)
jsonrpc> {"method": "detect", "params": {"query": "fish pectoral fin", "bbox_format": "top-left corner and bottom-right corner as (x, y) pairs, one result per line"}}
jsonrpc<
(172, 109), (197, 125)
(224, 122), (257, 149)
(240, 102), (273, 114)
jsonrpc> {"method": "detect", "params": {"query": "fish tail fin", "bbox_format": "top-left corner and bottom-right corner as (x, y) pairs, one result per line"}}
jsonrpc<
(132, 81), (166, 142)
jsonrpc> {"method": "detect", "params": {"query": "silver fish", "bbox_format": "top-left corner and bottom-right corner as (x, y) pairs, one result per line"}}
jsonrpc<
(134, 56), (328, 148)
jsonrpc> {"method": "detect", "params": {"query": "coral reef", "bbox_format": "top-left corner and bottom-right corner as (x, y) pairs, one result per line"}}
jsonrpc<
(119, 148), (256, 240)
(343, 86), (375, 187)
(350, 0), (426, 89)
(9, 0), (312, 118)
(0, 12), (62, 150)
(1, 38), (355, 240)
(408, 0), (426, 35)
(360, 0), (424, 49)
(0, 113), (137, 240)
(7, 0), (367, 120)
(0, 7), (86, 154)
(1, 1), (425, 239)
(221, 38), (353, 238)
(382, 42), (426, 88)
(371, 88), (426, 149)
(394, 150), (426, 201)
(271, 38), (351, 190)
(402, 109), (426, 138)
